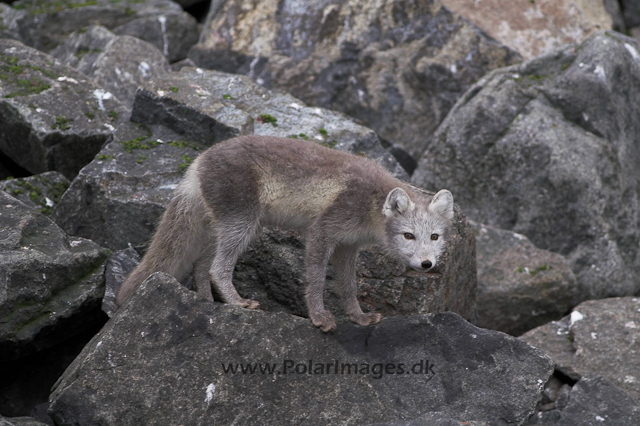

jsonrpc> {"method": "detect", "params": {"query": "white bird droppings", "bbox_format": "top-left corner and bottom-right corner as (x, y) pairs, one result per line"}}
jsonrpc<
(205, 383), (215, 403)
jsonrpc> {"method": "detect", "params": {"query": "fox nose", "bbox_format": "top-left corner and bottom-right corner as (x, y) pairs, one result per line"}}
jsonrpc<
(421, 260), (432, 270)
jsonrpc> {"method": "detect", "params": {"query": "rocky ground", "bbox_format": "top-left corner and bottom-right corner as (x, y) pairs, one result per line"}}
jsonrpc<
(0, 0), (639, 425)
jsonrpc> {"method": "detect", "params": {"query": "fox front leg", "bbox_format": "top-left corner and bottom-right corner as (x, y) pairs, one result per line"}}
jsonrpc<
(304, 230), (337, 332)
(333, 244), (382, 326)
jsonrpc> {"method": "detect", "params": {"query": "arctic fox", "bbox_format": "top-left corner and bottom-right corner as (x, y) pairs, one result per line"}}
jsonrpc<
(116, 135), (454, 332)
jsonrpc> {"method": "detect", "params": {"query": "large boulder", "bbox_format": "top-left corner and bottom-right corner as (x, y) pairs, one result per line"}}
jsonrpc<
(440, 0), (615, 59)
(51, 120), (207, 251)
(189, 0), (520, 159)
(10, 0), (188, 54)
(520, 297), (640, 401)
(50, 25), (118, 76)
(412, 31), (640, 300)
(131, 67), (408, 178)
(0, 191), (108, 361)
(48, 272), (553, 426)
(472, 221), (578, 336)
(112, 9), (199, 63)
(87, 35), (171, 108)
(51, 28), (172, 108)
(0, 39), (128, 179)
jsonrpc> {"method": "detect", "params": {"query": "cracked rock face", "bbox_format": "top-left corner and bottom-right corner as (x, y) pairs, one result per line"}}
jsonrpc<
(0, 191), (108, 362)
(48, 272), (552, 426)
(189, 0), (520, 159)
(412, 31), (640, 300)
(0, 39), (128, 180)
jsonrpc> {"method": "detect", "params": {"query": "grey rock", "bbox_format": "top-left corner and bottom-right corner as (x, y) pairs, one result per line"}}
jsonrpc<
(604, 0), (627, 32)
(0, 172), (70, 216)
(366, 412), (489, 426)
(88, 35), (171, 108)
(0, 4), (26, 43)
(11, 0), (184, 53)
(113, 11), (199, 63)
(471, 221), (578, 336)
(520, 297), (640, 400)
(189, 0), (521, 160)
(0, 39), (128, 180)
(621, 0), (640, 29)
(102, 247), (141, 318)
(51, 120), (205, 251)
(131, 67), (408, 179)
(555, 375), (640, 426)
(50, 26), (117, 76)
(0, 191), (108, 361)
(0, 416), (49, 426)
(170, 57), (197, 72)
(412, 31), (640, 300)
(48, 272), (553, 426)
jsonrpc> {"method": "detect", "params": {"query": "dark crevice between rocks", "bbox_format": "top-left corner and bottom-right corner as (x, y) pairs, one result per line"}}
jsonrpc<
(0, 314), (107, 423)
(0, 148), (31, 179)
(183, 0), (211, 24)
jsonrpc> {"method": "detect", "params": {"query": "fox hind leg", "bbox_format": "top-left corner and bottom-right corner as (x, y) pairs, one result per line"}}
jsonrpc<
(208, 219), (260, 309)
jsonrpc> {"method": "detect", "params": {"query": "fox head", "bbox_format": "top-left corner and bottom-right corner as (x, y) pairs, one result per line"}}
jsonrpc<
(382, 188), (454, 272)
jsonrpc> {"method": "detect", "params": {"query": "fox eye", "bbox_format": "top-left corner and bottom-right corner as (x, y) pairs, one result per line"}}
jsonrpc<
(403, 233), (415, 240)
(431, 234), (439, 240)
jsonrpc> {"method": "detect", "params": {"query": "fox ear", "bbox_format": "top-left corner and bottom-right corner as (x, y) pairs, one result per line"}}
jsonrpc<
(429, 189), (454, 220)
(383, 188), (415, 218)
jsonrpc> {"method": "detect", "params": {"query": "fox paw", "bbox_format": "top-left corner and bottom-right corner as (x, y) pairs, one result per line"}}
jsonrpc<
(310, 310), (337, 333)
(350, 312), (383, 326)
(236, 298), (260, 310)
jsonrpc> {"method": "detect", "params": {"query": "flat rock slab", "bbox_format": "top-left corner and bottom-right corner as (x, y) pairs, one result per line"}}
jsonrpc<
(472, 221), (578, 336)
(520, 297), (640, 400)
(190, 0), (521, 159)
(0, 191), (108, 361)
(48, 272), (553, 426)
(132, 67), (408, 178)
(412, 31), (640, 300)
(0, 39), (127, 179)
